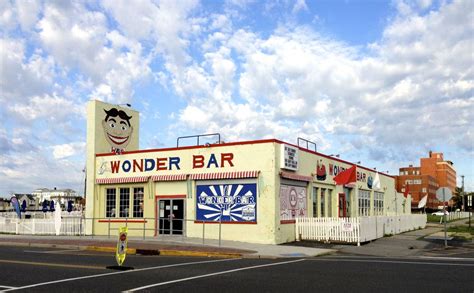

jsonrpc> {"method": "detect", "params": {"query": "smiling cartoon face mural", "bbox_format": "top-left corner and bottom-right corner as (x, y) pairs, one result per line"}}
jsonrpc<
(102, 108), (134, 154)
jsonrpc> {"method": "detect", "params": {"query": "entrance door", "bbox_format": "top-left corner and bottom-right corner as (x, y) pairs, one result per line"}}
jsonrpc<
(158, 199), (184, 235)
(338, 193), (347, 217)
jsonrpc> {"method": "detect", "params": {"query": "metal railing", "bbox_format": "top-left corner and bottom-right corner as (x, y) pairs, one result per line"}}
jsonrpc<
(297, 137), (317, 152)
(176, 133), (221, 148)
(0, 215), (225, 246)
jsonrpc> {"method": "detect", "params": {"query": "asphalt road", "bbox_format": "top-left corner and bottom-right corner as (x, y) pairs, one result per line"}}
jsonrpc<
(0, 246), (473, 292)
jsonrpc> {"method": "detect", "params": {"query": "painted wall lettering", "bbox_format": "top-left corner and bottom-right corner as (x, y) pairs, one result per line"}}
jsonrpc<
(104, 153), (234, 174)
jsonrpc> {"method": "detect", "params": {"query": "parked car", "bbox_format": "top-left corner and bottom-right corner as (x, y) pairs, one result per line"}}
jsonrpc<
(432, 211), (449, 216)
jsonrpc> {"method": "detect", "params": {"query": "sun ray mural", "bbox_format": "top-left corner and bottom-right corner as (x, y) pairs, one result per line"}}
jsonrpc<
(196, 183), (257, 222)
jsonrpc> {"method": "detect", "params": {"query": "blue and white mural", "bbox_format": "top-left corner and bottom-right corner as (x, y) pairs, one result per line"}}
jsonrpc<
(196, 183), (257, 222)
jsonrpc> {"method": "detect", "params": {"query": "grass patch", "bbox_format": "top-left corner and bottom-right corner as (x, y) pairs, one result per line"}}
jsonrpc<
(447, 226), (474, 235)
(427, 214), (468, 223)
(427, 214), (442, 223)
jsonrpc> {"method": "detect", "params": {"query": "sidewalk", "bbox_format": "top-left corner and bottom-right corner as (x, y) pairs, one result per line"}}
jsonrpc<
(336, 218), (473, 258)
(0, 234), (335, 259)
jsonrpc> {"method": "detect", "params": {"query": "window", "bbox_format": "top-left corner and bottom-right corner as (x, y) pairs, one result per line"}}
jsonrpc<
(119, 188), (130, 218)
(312, 187), (318, 217)
(106, 188), (116, 217)
(358, 190), (370, 216)
(374, 192), (384, 216)
(320, 189), (325, 217)
(133, 188), (144, 218)
(327, 189), (332, 217)
(422, 187), (427, 193)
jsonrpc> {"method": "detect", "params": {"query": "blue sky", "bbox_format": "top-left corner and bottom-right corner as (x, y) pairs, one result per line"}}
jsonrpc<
(1, 0), (473, 196)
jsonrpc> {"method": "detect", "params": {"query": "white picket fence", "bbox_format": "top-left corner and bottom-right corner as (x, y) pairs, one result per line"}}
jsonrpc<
(295, 217), (361, 245)
(296, 215), (427, 245)
(0, 217), (84, 235)
(446, 211), (472, 222)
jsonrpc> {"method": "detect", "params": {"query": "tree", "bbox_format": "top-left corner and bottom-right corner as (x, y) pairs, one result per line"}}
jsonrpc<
(451, 186), (463, 210)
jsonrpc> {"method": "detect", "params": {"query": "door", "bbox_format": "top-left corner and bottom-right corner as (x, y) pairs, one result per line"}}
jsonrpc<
(158, 199), (184, 235)
(338, 193), (346, 217)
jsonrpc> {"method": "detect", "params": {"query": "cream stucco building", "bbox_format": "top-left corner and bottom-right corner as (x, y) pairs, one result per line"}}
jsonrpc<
(86, 100), (410, 244)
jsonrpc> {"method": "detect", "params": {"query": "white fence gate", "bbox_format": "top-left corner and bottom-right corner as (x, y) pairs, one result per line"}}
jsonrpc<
(295, 217), (361, 245)
(296, 215), (427, 245)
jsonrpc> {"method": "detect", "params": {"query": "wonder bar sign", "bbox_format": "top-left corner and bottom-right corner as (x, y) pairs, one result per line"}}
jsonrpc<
(97, 153), (235, 175)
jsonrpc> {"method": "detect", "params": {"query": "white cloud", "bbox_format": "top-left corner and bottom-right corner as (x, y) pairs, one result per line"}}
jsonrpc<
(8, 94), (82, 122)
(52, 142), (86, 160)
(16, 0), (41, 31)
(292, 0), (308, 14)
(0, 38), (56, 102)
(35, 2), (151, 103)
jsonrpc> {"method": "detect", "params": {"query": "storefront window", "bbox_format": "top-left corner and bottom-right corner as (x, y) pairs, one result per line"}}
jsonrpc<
(320, 189), (325, 217)
(374, 192), (384, 215)
(358, 190), (370, 216)
(133, 188), (144, 218)
(312, 187), (318, 217)
(119, 188), (130, 218)
(327, 189), (332, 217)
(106, 188), (116, 217)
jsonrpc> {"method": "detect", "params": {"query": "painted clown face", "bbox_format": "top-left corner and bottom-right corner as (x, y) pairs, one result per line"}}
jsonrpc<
(102, 108), (133, 151)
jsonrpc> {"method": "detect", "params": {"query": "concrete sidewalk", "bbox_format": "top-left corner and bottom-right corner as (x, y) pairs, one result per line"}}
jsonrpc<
(0, 234), (335, 259)
(336, 219), (473, 258)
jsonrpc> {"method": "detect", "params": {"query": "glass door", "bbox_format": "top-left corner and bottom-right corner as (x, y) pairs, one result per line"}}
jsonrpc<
(158, 199), (184, 235)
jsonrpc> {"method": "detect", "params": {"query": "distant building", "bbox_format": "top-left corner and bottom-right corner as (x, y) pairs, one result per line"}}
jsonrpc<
(13, 194), (36, 209)
(396, 151), (456, 209)
(0, 198), (11, 211)
(32, 188), (80, 206)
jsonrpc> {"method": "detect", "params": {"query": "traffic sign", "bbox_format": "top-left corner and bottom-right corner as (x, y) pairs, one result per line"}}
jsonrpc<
(436, 187), (452, 202)
(116, 227), (128, 266)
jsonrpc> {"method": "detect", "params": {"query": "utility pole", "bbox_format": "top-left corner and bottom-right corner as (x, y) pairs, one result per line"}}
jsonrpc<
(461, 175), (465, 211)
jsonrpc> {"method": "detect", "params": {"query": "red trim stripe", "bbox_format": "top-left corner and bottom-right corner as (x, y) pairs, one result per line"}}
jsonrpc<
(189, 171), (260, 180)
(280, 171), (312, 182)
(151, 174), (187, 182)
(155, 194), (186, 199)
(98, 219), (147, 223)
(280, 220), (296, 224)
(95, 176), (149, 184)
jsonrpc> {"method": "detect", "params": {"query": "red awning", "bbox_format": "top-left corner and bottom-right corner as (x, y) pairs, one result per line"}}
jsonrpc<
(151, 174), (187, 182)
(189, 171), (260, 180)
(280, 171), (312, 182)
(96, 176), (149, 184)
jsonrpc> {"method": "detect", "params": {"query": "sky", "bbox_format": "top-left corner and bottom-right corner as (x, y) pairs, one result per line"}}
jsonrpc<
(0, 0), (473, 197)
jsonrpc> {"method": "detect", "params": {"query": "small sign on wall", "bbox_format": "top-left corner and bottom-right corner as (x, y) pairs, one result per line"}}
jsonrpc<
(281, 144), (298, 171)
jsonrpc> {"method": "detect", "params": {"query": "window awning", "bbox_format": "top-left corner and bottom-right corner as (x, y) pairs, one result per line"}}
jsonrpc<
(189, 171), (260, 180)
(151, 174), (187, 182)
(96, 176), (149, 184)
(280, 171), (312, 182)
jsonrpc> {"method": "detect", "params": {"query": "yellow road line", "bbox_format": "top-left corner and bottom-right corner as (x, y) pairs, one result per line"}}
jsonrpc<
(0, 259), (106, 270)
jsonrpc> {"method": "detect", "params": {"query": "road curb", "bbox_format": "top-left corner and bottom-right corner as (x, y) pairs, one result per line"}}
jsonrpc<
(158, 249), (242, 258)
(0, 241), (83, 251)
(85, 246), (137, 255)
(0, 241), (243, 258)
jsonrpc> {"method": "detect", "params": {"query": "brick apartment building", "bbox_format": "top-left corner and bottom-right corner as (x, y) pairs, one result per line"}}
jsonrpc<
(396, 151), (456, 209)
